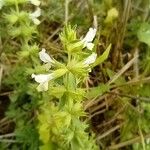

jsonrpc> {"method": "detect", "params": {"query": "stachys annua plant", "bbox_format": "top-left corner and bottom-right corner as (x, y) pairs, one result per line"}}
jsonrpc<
(32, 25), (99, 150)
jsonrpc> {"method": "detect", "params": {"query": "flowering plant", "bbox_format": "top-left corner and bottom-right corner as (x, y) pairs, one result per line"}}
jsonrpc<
(32, 26), (99, 150)
(32, 27), (97, 92)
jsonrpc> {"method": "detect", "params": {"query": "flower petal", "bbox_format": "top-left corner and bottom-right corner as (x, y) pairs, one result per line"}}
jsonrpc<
(32, 18), (40, 25)
(30, 7), (41, 18)
(29, 7), (41, 25)
(31, 73), (53, 83)
(30, 0), (41, 6)
(83, 53), (97, 66)
(82, 28), (96, 43)
(86, 43), (94, 50)
(39, 48), (54, 63)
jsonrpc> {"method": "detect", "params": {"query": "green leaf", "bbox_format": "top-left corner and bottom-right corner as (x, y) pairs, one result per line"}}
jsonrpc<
(50, 86), (66, 99)
(67, 40), (83, 52)
(137, 23), (150, 46)
(86, 84), (110, 99)
(15, 125), (39, 150)
(39, 123), (50, 144)
(40, 142), (56, 150)
(106, 68), (126, 85)
(53, 68), (68, 79)
(92, 44), (111, 67)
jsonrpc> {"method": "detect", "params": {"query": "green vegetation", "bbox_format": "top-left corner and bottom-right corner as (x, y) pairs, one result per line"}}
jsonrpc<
(0, 0), (150, 150)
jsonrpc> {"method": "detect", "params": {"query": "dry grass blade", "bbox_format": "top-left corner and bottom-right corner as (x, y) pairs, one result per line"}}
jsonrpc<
(0, 65), (3, 90)
(108, 133), (150, 149)
(97, 123), (124, 141)
(108, 56), (138, 85)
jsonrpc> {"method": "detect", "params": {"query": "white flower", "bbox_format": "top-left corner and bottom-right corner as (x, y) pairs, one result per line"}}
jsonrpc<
(29, 0), (41, 6)
(82, 28), (96, 50)
(83, 53), (97, 66)
(31, 73), (54, 91)
(86, 43), (94, 50)
(83, 28), (97, 43)
(39, 48), (54, 63)
(29, 7), (41, 25)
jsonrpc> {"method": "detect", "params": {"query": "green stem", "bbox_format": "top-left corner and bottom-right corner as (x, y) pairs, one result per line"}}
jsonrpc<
(15, 0), (19, 14)
(65, 0), (69, 25)
(65, 52), (76, 107)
